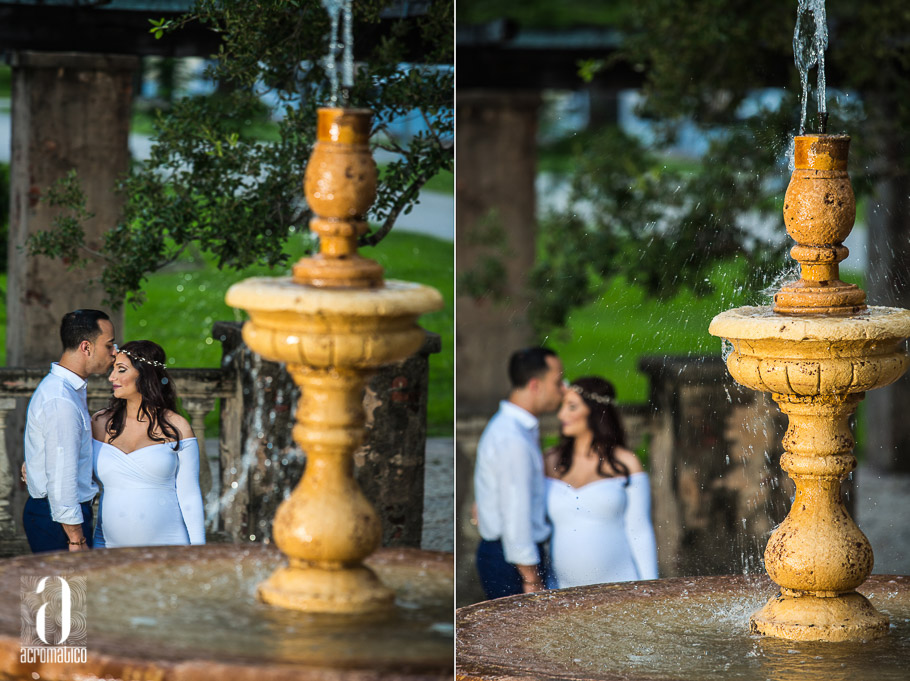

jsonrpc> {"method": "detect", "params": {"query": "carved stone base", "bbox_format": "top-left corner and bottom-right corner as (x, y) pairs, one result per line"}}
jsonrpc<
(258, 562), (394, 614)
(750, 591), (889, 642)
(774, 280), (866, 315)
(293, 254), (384, 288)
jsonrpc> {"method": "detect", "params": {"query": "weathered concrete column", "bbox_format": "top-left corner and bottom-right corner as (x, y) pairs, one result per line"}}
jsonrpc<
(864, 116), (910, 473)
(638, 356), (791, 578)
(214, 322), (440, 548)
(455, 91), (541, 418)
(6, 51), (136, 366)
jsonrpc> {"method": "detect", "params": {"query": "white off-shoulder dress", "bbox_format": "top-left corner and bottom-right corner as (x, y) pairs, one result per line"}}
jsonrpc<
(92, 438), (206, 548)
(546, 471), (658, 588)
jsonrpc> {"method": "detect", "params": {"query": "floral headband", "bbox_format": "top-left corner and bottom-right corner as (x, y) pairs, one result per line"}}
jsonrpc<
(117, 346), (167, 370)
(568, 384), (614, 406)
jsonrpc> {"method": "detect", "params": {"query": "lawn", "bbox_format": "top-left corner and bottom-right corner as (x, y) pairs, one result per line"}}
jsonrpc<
(544, 258), (865, 404)
(0, 231), (454, 436)
(543, 259), (753, 404)
(541, 258), (869, 457)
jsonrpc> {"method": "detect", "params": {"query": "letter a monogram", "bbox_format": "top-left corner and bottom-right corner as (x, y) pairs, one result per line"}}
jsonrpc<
(34, 577), (72, 645)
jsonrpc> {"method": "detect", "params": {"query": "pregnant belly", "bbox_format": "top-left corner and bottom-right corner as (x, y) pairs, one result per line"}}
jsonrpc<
(100, 488), (189, 547)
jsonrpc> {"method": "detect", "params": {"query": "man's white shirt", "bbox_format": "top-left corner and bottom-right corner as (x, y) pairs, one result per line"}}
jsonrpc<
(474, 400), (551, 565)
(24, 363), (99, 524)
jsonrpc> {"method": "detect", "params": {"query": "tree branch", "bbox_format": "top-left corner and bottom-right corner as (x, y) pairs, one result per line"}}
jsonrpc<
(359, 170), (428, 248)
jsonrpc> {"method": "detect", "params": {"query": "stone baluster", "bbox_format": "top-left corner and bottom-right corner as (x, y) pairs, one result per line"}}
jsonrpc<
(0, 399), (16, 533)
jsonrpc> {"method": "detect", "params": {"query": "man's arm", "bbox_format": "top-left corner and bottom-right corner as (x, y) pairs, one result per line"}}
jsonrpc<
(498, 437), (543, 586)
(43, 399), (88, 551)
(516, 563), (544, 593)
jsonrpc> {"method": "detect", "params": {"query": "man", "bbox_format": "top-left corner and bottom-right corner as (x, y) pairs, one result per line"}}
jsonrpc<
(474, 346), (565, 599)
(22, 309), (117, 553)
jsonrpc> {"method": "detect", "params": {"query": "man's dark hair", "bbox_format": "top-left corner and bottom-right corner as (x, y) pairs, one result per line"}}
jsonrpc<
(60, 309), (110, 351)
(508, 347), (558, 389)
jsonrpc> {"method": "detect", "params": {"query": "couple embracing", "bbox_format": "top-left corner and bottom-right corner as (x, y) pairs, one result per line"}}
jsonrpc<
(474, 347), (658, 599)
(22, 309), (205, 553)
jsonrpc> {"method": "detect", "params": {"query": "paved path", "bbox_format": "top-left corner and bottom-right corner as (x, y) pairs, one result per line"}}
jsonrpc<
(856, 465), (910, 575)
(422, 437), (454, 552)
(0, 104), (452, 242)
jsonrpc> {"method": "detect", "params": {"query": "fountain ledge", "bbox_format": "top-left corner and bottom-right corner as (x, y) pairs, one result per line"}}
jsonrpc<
(0, 544), (454, 681)
(709, 306), (910, 342)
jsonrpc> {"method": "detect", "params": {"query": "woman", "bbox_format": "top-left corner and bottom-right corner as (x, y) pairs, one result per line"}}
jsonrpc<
(90, 340), (206, 548)
(544, 376), (658, 588)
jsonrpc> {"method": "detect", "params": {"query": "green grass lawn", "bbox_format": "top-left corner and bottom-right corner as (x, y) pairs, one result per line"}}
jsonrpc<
(543, 260), (753, 404)
(541, 259), (869, 457)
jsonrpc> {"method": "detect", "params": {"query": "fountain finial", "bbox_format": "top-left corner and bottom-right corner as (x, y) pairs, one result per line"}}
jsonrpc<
(773, 134), (866, 315)
(293, 107), (384, 289)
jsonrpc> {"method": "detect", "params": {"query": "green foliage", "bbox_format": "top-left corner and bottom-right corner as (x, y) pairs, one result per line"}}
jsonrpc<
(531, 124), (791, 331)
(457, 0), (630, 28)
(529, 0), (907, 333)
(457, 209), (509, 301)
(0, 65), (10, 99)
(29, 0), (453, 309)
(26, 170), (96, 270)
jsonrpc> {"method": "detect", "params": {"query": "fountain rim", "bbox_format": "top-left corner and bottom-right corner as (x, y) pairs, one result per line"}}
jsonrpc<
(0, 544), (454, 681)
(225, 277), (444, 316)
(709, 305), (910, 342)
(456, 574), (910, 681)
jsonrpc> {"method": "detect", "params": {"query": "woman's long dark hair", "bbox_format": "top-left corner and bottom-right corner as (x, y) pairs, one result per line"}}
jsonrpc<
(555, 376), (630, 484)
(103, 340), (181, 450)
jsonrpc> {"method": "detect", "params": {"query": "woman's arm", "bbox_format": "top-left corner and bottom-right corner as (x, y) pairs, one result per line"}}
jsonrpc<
(624, 473), (659, 580)
(175, 439), (206, 544)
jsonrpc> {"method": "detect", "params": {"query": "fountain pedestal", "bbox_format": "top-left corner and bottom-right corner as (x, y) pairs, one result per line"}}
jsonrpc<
(227, 107), (443, 613)
(710, 134), (910, 641)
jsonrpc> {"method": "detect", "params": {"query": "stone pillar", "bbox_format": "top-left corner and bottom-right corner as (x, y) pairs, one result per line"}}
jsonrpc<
(865, 125), (910, 473)
(214, 322), (440, 547)
(455, 91), (541, 418)
(182, 396), (215, 501)
(0, 399), (16, 534)
(639, 356), (791, 578)
(6, 51), (136, 367)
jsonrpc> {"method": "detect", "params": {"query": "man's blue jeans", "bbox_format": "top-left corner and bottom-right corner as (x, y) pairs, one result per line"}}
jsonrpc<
(23, 497), (94, 553)
(476, 538), (548, 600)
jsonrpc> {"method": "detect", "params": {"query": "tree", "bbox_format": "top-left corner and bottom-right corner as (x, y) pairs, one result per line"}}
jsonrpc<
(29, 0), (453, 308)
(529, 0), (907, 331)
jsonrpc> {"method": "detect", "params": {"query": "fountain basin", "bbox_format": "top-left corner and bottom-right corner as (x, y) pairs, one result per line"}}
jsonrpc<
(0, 544), (453, 681)
(456, 575), (910, 681)
(709, 305), (910, 396)
(225, 278), (444, 369)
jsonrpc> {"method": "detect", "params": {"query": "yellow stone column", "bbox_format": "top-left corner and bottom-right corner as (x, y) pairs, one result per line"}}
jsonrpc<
(710, 134), (910, 641)
(226, 108), (443, 613)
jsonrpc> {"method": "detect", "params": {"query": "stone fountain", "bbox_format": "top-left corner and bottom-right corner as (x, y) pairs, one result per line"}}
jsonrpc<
(0, 106), (450, 680)
(710, 134), (910, 642)
(225, 106), (443, 613)
(455, 135), (910, 679)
